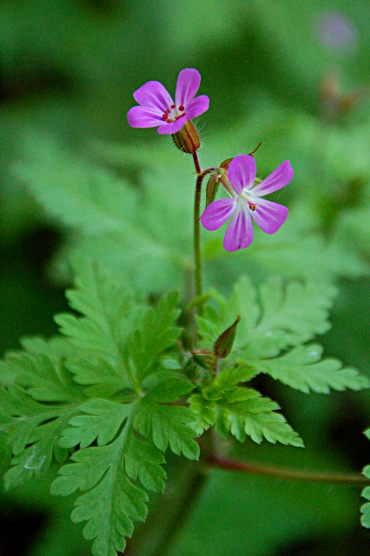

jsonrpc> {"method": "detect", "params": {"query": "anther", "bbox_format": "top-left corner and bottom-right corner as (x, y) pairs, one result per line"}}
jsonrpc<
(179, 105), (184, 111)
(249, 202), (257, 211)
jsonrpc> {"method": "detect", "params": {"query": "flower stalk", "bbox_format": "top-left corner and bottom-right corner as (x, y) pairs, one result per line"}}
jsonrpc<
(193, 161), (203, 299)
(192, 152), (218, 301)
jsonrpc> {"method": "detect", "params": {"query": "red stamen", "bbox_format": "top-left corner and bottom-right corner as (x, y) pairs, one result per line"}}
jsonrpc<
(171, 104), (175, 109)
(179, 105), (184, 111)
(249, 202), (257, 211)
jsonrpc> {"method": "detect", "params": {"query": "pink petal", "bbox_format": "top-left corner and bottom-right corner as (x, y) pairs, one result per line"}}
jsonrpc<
(175, 69), (201, 108)
(228, 155), (256, 195)
(200, 198), (236, 231)
(127, 106), (163, 128)
(252, 160), (293, 197)
(186, 95), (210, 119)
(223, 207), (253, 252)
(133, 81), (173, 112)
(157, 118), (186, 135)
(251, 198), (288, 234)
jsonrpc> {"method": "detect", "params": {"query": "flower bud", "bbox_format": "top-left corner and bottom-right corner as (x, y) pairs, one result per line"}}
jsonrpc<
(172, 120), (200, 154)
(213, 315), (241, 359)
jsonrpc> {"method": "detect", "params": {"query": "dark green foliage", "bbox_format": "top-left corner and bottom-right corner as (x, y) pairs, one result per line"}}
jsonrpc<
(1, 265), (196, 554)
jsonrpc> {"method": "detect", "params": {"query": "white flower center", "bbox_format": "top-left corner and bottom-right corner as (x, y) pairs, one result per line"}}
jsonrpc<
(239, 188), (257, 211)
(162, 104), (186, 123)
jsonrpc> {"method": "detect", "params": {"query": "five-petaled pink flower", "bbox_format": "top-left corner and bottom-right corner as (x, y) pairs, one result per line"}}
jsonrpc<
(201, 155), (293, 252)
(127, 68), (209, 135)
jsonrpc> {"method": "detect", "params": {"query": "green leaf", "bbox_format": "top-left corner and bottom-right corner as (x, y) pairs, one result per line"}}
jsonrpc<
(55, 262), (143, 370)
(198, 276), (368, 395)
(52, 401), (166, 556)
(198, 276), (336, 360)
(361, 429), (370, 528)
(5, 351), (81, 402)
(128, 291), (182, 382)
(15, 138), (193, 295)
(36, 266), (194, 555)
(255, 344), (370, 394)
(202, 367), (258, 400)
(190, 387), (303, 447)
(0, 378), (84, 488)
(124, 431), (166, 493)
(59, 399), (132, 449)
(52, 427), (147, 556)
(56, 263), (182, 398)
(141, 370), (194, 402)
(189, 395), (214, 436)
(1, 263), (193, 554)
(15, 137), (138, 235)
(0, 349), (86, 488)
(134, 400), (199, 460)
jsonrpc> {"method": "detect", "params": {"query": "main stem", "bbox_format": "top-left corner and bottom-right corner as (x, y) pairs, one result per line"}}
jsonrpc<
(193, 151), (203, 298)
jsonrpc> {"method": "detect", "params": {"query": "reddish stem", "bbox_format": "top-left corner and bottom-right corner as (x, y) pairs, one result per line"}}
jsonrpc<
(207, 455), (369, 485)
(192, 150), (202, 175)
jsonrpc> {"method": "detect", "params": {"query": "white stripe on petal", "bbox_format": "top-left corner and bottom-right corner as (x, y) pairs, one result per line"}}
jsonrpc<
(223, 205), (253, 251)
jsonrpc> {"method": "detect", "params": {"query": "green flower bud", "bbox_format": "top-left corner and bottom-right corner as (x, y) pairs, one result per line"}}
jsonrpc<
(172, 120), (200, 154)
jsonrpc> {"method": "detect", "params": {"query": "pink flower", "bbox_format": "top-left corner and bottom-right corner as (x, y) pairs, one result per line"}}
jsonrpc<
(201, 155), (293, 252)
(127, 68), (209, 135)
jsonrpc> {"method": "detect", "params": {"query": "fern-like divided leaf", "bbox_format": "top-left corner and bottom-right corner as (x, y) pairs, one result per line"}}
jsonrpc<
(51, 267), (197, 555)
(197, 276), (369, 394)
(1, 263), (199, 556)
(56, 263), (182, 397)
(361, 429), (370, 529)
(0, 351), (86, 489)
(254, 344), (369, 394)
(51, 399), (165, 556)
(52, 386), (197, 554)
(191, 383), (303, 447)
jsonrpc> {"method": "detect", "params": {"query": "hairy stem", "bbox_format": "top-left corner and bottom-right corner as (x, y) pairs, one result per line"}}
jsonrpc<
(192, 150), (202, 174)
(207, 455), (370, 485)
(193, 151), (203, 299)
(192, 151), (218, 301)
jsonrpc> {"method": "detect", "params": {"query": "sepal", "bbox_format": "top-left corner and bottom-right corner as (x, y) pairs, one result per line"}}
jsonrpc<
(213, 315), (241, 359)
(172, 120), (200, 154)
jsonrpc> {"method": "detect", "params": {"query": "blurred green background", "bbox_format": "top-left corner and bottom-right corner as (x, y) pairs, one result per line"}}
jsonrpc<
(0, 1), (369, 554)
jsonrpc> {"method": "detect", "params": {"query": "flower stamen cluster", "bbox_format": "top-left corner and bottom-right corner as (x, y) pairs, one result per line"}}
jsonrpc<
(162, 104), (186, 122)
